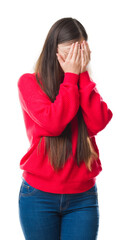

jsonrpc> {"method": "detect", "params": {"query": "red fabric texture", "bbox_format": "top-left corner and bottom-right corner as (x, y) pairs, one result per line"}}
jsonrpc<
(17, 70), (113, 194)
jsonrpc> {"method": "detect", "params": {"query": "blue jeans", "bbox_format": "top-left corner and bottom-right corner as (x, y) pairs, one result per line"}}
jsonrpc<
(18, 178), (100, 240)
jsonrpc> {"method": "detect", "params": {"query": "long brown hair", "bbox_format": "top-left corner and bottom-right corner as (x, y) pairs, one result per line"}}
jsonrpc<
(34, 17), (98, 172)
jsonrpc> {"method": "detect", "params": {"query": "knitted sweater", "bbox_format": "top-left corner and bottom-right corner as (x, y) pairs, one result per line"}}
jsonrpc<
(17, 70), (113, 194)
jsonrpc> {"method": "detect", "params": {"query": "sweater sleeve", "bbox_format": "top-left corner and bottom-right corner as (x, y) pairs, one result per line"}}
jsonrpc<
(17, 72), (80, 136)
(79, 71), (113, 137)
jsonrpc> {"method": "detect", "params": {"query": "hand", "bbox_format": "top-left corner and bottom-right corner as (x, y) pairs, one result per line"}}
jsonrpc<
(80, 41), (91, 73)
(56, 42), (81, 75)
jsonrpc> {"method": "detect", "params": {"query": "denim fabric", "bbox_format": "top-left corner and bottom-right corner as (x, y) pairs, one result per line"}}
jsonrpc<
(18, 178), (99, 240)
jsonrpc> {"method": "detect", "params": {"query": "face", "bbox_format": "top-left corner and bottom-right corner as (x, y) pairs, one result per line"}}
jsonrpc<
(57, 38), (86, 61)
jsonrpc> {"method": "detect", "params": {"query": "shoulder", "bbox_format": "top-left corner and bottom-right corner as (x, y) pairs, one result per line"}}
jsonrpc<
(17, 72), (36, 88)
(17, 73), (48, 99)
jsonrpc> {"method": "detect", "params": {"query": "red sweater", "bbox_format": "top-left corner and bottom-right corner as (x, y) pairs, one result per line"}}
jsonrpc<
(17, 70), (113, 194)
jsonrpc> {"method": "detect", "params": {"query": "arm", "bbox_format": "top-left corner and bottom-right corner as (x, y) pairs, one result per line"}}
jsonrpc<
(79, 70), (113, 137)
(17, 72), (80, 136)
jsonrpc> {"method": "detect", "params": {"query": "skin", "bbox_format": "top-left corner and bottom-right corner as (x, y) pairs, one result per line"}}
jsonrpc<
(57, 38), (91, 74)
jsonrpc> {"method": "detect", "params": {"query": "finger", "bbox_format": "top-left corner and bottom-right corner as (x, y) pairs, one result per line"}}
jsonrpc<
(81, 43), (85, 60)
(56, 53), (65, 66)
(66, 43), (75, 61)
(81, 47), (86, 64)
(82, 43), (89, 66)
(84, 43), (91, 62)
(81, 42), (84, 51)
(86, 41), (90, 50)
(76, 43), (81, 61)
(81, 48), (84, 66)
(81, 42), (87, 59)
(83, 41), (89, 55)
(81, 42), (88, 56)
(71, 42), (79, 61)
(83, 41), (91, 61)
(85, 41), (91, 55)
(86, 44), (91, 60)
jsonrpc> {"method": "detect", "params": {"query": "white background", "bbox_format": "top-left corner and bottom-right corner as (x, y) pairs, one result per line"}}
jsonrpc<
(0, 0), (130, 239)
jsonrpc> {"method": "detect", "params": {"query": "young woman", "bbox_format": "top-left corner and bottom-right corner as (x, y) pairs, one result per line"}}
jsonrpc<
(17, 17), (113, 240)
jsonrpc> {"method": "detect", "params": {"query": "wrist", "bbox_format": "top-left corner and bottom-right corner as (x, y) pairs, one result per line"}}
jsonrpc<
(79, 70), (92, 87)
(64, 72), (79, 85)
(80, 70), (88, 74)
(80, 67), (88, 74)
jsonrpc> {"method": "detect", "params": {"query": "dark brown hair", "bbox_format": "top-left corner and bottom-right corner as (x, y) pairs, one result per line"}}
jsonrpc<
(34, 17), (98, 172)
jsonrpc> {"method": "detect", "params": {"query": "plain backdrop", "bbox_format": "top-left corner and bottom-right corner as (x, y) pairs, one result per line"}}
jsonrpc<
(0, 0), (130, 239)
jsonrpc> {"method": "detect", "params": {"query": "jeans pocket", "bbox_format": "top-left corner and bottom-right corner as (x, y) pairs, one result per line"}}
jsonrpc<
(19, 179), (39, 197)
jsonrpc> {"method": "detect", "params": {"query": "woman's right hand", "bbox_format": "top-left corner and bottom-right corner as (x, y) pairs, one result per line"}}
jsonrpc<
(56, 42), (81, 75)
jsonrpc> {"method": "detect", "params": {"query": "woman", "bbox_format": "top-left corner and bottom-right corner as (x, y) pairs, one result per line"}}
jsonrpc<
(17, 17), (113, 240)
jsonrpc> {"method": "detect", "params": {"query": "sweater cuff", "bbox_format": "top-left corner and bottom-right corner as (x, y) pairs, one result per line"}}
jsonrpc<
(63, 72), (79, 85)
(79, 71), (92, 87)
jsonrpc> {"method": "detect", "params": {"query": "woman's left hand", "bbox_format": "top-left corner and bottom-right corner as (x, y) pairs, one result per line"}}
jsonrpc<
(80, 41), (91, 73)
